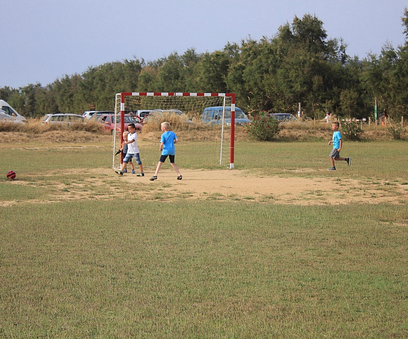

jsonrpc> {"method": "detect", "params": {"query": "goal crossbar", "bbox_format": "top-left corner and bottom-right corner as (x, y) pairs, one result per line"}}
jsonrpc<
(115, 92), (236, 169)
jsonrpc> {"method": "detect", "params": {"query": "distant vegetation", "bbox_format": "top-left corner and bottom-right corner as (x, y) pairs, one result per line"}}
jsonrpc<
(1, 11), (408, 122)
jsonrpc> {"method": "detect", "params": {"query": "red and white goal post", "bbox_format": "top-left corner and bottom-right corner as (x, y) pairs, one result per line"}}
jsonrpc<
(112, 92), (237, 169)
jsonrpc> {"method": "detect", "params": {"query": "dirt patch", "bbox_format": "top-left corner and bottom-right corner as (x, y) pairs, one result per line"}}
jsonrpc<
(112, 168), (408, 205)
(3, 168), (407, 207)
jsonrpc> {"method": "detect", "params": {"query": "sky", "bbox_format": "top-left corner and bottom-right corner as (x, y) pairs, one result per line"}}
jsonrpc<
(1, 0), (407, 89)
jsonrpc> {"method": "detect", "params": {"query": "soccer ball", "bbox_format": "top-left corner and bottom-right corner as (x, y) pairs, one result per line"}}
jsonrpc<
(7, 170), (16, 180)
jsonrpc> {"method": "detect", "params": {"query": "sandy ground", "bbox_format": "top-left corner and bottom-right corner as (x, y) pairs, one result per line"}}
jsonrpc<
(112, 168), (407, 205)
(4, 167), (406, 207)
(1, 130), (406, 206)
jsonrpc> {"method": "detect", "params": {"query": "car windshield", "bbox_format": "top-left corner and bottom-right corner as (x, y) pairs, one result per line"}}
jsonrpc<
(220, 108), (247, 119)
(106, 116), (139, 123)
(124, 116), (139, 123)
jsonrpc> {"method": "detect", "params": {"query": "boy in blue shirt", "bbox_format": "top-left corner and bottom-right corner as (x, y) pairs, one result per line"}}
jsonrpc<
(328, 122), (351, 171)
(150, 122), (182, 181)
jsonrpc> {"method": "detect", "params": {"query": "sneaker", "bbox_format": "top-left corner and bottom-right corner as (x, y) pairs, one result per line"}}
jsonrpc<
(123, 168), (127, 173)
(115, 170), (123, 175)
(346, 158), (351, 166)
(150, 176), (157, 181)
(327, 167), (336, 171)
(137, 173), (144, 177)
(132, 170), (136, 174)
(177, 175), (182, 180)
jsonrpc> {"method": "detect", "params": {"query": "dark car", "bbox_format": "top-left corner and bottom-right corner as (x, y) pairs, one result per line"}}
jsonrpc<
(201, 106), (251, 126)
(95, 114), (143, 133)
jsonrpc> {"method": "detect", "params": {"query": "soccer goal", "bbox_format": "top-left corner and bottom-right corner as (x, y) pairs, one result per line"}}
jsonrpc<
(112, 92), (237, 170)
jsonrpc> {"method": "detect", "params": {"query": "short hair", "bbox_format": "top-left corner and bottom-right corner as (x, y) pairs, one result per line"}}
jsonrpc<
(161, 122), (170, 129)
(332, 121), (339, 127)
(128, 123), (136, 129)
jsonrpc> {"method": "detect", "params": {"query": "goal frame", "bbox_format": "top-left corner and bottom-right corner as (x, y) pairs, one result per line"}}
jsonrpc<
(114, 92), (236, 169)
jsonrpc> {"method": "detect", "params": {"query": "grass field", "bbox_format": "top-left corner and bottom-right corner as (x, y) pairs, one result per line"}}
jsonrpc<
(1, 133), (407, 338)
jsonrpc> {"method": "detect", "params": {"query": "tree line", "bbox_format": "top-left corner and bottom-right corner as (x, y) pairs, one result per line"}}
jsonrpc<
(1, 11), (408, 121)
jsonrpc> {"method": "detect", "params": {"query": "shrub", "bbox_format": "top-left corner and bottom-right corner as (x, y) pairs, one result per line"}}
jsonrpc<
(341, 121), (363, 141)
(245, 113), (281, 141)
(388, 125), (406, 140)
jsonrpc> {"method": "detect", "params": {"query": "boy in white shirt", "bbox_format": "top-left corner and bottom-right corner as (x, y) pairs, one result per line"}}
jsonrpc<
(115, 123), (144, 176)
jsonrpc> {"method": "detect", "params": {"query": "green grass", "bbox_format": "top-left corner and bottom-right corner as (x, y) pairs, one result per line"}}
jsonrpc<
(1, 139), (408, 338)
(0, 202), (407, 338)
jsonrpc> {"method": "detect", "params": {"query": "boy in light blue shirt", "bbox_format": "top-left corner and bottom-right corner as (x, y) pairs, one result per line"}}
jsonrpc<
(150, 122), (182, 181)
(328, 122), (351, 171)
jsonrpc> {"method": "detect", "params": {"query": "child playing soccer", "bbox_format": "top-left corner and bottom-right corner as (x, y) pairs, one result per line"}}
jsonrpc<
(115, 123), (144, 176)
(120, 131), (135, 174)
(328, 121), (351, 171)
(150, 122), (182, 181)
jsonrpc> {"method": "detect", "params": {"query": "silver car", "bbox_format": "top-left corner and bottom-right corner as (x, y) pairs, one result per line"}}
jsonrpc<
(41, 113), (85, 125)
(0, 100), (27, 124)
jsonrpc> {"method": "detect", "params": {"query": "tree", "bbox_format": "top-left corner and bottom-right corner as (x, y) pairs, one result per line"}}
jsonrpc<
(402, 7), (408, 41)
(197, 51), (229, 92)
(155, 53), (184, 91)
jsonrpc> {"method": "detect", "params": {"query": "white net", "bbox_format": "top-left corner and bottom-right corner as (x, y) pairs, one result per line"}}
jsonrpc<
(112, 92), (236, 170)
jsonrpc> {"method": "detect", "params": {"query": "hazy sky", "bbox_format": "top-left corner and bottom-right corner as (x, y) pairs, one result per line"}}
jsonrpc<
(1, 0), (406, 89)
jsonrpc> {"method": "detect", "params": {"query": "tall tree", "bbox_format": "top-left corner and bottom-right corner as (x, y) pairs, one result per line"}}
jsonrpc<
(197, 51), (229, 93)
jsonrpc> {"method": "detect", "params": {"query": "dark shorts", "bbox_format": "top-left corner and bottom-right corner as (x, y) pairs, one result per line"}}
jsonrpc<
(329, 149), (340, 159)
(160, 154), (175, 163)
(124, 153), (142, 165)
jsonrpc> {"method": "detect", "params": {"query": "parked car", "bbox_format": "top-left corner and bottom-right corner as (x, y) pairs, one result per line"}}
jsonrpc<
(94, 114), (143, 133)
(0, 100), (27, 124)
(125, 109), (152, 121)
(135, 110), (153, 121)
(41, 113), (84, 125)
(82, 110), (114, 120)
(142, 109), (194, 125)
(267, 113), (298, 122)
(201, 106), (251, 126)
(119, 110), (152, 123)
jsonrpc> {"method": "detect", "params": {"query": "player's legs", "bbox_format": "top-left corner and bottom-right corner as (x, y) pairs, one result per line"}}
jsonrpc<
(169, 155), (182, 179)
(154, 162), (163, 176)
(132, 154), (144, 176)
(171, 163), (181, 176)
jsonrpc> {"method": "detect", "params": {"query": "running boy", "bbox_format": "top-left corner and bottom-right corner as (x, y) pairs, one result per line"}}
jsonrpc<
(328, 121), (351, 171)
(115, 123), (144, 176)
(150, 122), (182, 181)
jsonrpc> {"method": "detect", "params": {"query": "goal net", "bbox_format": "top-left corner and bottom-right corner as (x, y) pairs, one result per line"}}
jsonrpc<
(112, 92), (236, 170)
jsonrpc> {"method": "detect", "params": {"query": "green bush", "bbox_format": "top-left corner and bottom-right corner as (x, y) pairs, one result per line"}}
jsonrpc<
(388, 125), (406, 140)
(245, 113), (281, 141)
(341, 121), (364, 141)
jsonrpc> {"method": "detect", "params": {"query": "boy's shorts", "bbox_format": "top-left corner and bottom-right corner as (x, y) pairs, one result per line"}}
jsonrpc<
(159, 154), (175, 163)
(123, 153), (142, 165)
(329, 149), (340, 159)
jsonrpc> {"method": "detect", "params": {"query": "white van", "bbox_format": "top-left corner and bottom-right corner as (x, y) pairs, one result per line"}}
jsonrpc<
(0, 100), (27, 124)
